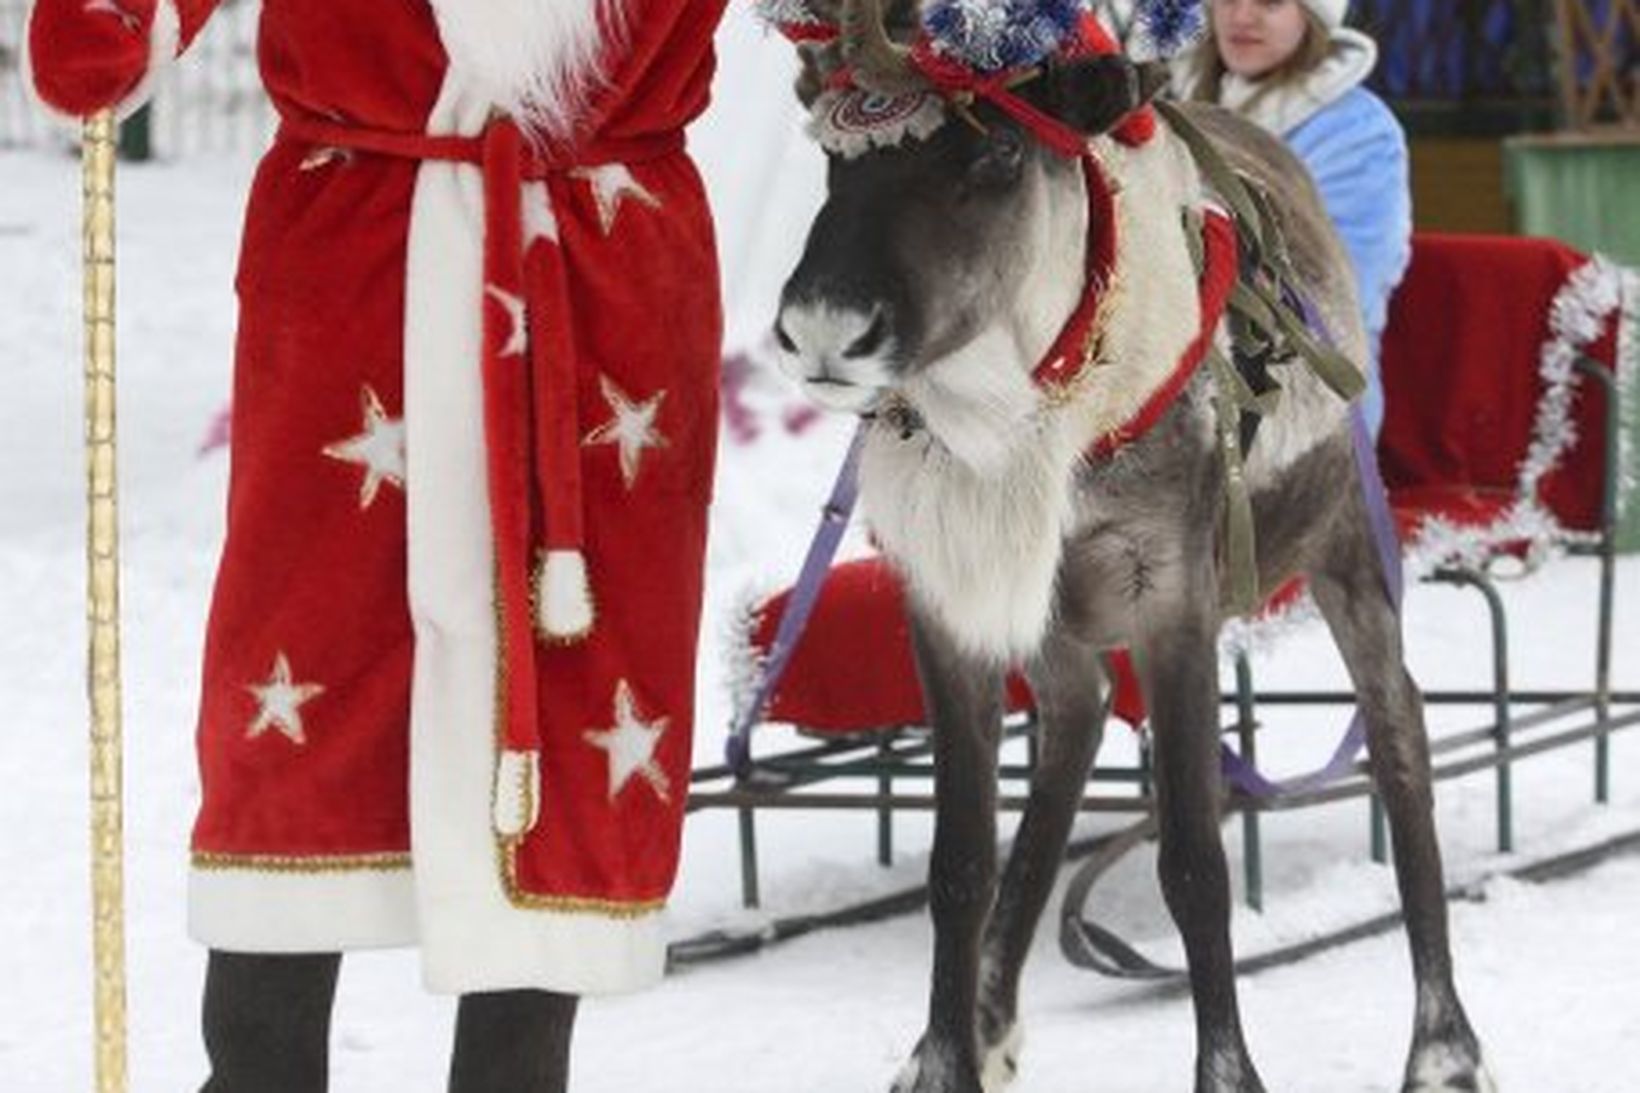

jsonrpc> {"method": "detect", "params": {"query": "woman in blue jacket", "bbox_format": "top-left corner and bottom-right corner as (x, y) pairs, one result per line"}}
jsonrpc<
(1178, 0), (1412, 436)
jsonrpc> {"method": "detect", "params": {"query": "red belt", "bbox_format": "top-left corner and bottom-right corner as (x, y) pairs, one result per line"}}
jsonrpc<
(279, 114), (684, 836)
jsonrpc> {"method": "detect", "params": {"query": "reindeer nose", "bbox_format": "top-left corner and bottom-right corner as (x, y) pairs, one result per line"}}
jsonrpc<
(843, 307), (889, 359)
(773, 301), (891, 367)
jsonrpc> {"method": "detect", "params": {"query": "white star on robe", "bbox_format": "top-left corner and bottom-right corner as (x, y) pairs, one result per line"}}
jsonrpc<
(572, 164), (662, 236)
(522, 182), (560, 247)
(582, 375), (668, 490)
(486, 285), (528, 358)
(582, 680), (671, 803)
(245, 653), (326, 746)
(322, 385), (406, 509)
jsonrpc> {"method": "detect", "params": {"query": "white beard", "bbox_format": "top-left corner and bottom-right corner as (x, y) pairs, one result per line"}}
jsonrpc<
(424, 0), (627, 138)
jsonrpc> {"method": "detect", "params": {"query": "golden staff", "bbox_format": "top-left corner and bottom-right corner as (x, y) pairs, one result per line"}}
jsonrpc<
(82, 108), (128, 1093)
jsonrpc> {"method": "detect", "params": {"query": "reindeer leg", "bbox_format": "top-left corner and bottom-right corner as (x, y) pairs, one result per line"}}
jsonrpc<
(1311, 505), (1493, 1093)
(971, 632), (1108, 1090)
(892, 607), (1006, 1093)
(1137, 560), (1266, 1093)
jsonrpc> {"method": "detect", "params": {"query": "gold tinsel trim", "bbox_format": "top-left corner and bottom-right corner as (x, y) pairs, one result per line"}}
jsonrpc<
(1037, 152), (1128, 413)
(191, 851), (411, 874)
(497, 837), (666, 918)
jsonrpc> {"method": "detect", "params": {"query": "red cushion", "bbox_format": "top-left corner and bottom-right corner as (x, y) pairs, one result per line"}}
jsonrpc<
(747, 558), (1036, 734)
(1379, 234), (1618, 534)
(745, 558), (1161, 733)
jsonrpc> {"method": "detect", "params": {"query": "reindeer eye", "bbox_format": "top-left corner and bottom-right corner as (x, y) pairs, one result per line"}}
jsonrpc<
(969, 127), (1026, 187)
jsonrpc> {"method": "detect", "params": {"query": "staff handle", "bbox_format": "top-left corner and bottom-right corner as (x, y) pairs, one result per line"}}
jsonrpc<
(83, 108), (129, 1093)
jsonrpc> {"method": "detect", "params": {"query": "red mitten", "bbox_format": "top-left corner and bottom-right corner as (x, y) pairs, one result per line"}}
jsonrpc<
(26, 0), (170, 118)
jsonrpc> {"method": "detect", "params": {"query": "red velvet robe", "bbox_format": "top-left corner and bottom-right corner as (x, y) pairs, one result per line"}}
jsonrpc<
(29, 0), (727, 993)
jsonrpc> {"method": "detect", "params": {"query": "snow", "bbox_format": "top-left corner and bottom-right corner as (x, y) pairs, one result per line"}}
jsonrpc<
(3, 15), (1639, 1092)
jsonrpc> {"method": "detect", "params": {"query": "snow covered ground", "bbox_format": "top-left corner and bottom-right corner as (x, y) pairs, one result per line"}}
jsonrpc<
(3, 19), (1639, 1093)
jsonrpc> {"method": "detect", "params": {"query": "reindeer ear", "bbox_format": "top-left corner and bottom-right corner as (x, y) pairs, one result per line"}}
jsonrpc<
(1042, 56), (1170, 135)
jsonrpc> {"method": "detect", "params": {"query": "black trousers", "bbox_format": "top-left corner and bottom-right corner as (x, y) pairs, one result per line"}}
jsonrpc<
(200, 950), (579, 1093)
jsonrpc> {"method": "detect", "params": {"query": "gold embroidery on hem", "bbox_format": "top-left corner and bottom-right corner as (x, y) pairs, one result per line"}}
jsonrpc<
(497, 837), (666, 919)
(192, 851), (410, 874)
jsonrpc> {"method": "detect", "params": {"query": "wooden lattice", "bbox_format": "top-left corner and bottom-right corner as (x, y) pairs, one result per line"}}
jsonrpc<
(1555, 0), (1640, 127)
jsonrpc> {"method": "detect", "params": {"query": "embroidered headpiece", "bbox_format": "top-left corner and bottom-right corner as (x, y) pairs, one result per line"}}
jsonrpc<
(808, 88), (949, 158)
(759, 0), (1162, 159)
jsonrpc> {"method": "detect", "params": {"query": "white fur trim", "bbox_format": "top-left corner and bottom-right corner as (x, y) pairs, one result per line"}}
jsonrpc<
(188, 864), (417, 952)
(1298, 0), (1351, 28)
(421, 902), (664, 997)
(492, 749), (541, 837)
(1299, 0), (1349, 30)
(535, 548), (595, 641)
(1215, 28), (1377, 136)
(21, 0), (179, 126)
(401, 72), (665, 996)
(425, 0), (626, 139)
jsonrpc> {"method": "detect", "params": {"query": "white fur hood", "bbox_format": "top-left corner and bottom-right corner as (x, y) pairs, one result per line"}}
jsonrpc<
(425, 0), (627, 137)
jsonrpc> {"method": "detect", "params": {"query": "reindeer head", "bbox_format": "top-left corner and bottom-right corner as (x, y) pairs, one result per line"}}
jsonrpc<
(772, 0), (1166, 417)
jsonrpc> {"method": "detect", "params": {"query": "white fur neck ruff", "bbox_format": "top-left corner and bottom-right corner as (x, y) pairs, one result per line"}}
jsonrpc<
(425, 0), (626, 139)
(809, 90), (949, 158)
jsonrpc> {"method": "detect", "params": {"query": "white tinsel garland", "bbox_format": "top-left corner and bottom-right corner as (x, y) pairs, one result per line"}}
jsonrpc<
(725, 584), (777, 735)
(1618, 269), (1640, 520)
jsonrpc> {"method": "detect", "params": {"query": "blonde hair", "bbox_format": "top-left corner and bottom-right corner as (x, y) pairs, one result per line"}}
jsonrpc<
(1188, 7), (1333, 106)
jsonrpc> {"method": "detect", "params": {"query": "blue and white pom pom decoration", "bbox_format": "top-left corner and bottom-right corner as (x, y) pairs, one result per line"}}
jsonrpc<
(922, 0), (1083, 73)
(1135, 0), (1206, 57)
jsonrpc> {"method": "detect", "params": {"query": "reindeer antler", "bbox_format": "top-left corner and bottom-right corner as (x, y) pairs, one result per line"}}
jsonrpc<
(838, 0), (928, 96)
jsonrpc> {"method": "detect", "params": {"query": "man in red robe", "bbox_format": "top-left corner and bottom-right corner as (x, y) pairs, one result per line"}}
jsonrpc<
(27, 0), (727, 1086)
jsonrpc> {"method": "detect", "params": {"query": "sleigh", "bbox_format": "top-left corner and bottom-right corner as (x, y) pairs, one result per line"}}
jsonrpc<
(682, 232), (1639, 966)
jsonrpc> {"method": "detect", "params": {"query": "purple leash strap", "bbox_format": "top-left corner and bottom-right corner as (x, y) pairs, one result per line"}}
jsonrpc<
(1219, 320), (1405, 798)
(727, 422), (867, 777)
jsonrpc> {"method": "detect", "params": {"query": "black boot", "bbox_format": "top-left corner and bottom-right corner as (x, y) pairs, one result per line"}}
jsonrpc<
(200, 950), (342, 1093)
(448, 989), (579, 1093)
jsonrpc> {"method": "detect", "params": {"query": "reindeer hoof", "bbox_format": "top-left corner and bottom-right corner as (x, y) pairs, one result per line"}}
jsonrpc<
(1403, 1050), (1495, 1089)
(978, 1023), (1023, 1091)
(1404, 1042), (1497, 1092)
(891, 1038), (984, 1093)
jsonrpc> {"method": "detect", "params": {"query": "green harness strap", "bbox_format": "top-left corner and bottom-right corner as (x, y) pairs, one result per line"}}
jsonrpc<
(1158, 99), (1369, 615)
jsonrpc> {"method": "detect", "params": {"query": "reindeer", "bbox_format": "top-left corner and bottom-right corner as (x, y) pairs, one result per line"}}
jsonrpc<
(768, 2), (1494, 1091)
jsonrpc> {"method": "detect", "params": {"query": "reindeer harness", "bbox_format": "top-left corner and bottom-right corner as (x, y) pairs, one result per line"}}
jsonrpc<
(734, 2), (1396, 798)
